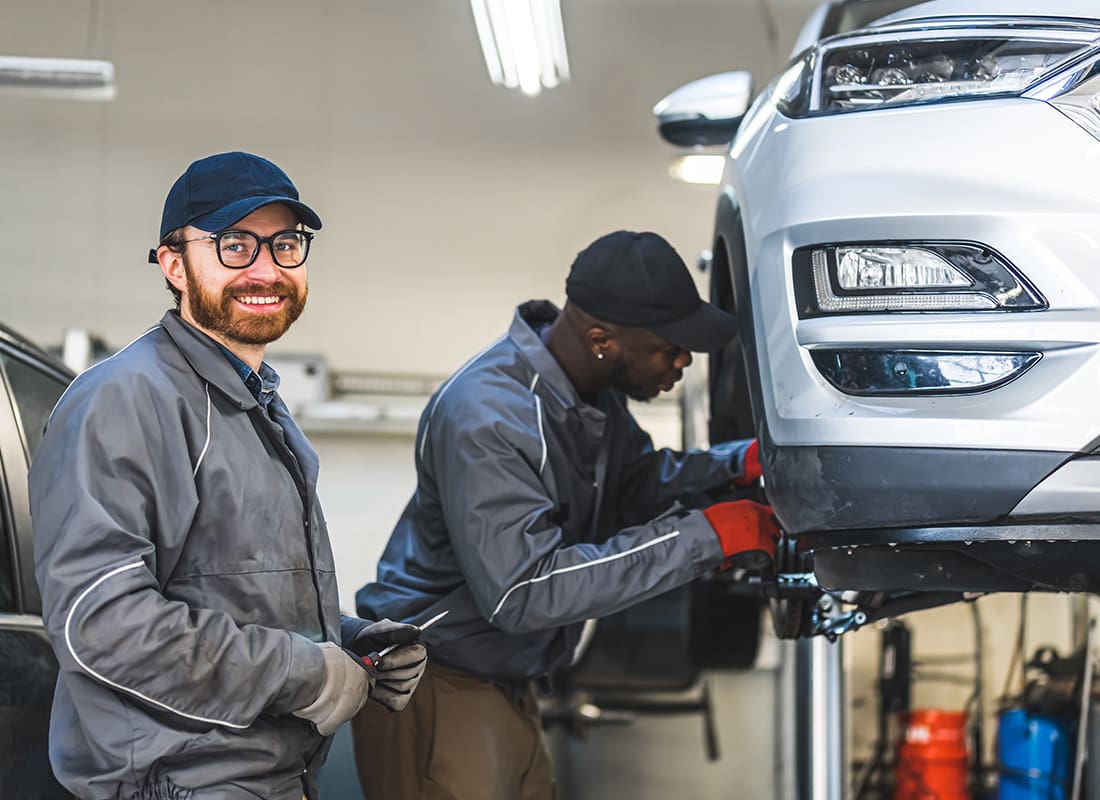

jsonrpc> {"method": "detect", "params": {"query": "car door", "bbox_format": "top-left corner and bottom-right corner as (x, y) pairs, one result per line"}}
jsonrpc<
(0, 341), (73, 799)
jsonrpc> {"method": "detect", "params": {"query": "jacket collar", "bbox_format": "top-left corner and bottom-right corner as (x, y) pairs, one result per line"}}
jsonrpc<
(159, 311), (259, 410)
(509, 300), (587, 410)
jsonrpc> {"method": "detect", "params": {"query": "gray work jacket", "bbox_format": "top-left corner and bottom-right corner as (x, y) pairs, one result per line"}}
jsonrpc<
(357, 301), (750, 682)
(30, 311), (338, 800)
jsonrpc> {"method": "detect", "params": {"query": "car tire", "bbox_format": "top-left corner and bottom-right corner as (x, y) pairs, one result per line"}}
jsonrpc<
(707, 240), (755, 444)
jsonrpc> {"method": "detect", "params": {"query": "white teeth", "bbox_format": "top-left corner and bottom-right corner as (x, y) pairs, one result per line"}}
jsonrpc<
(237, 296), (281, 305)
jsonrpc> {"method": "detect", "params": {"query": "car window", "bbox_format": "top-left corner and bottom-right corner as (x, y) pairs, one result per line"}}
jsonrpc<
(0, 354), (67, 460)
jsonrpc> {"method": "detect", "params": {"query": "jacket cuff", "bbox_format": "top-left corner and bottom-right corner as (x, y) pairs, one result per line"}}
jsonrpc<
(708, 439), (753, 482)
(679, 508), (726, 567)
(271, 633), (326, 715)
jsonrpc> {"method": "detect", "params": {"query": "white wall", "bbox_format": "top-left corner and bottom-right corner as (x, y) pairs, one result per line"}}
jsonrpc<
(1, 0), (818, 376)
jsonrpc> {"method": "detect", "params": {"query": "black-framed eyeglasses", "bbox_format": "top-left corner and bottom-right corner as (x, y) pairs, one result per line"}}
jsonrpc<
(184, 229), (314, 269)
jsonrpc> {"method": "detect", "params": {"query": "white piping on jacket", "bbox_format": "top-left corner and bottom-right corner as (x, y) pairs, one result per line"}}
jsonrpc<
(47, 325), (164, 426)
(418, 336), (506, 461)
(64, 561), (249, 729)
(488, 530), (681, 624)
(192, 382), (212, 478)
(533, 395), (547, 476)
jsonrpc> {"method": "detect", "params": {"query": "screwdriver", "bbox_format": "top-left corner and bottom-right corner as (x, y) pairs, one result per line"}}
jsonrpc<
(361, 610), (449, 670)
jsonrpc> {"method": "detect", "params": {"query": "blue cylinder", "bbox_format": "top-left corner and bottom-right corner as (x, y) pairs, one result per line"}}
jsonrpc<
(997, 707), (1073, 800)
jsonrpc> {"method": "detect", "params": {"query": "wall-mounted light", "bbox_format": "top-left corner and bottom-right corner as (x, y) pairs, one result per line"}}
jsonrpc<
(0, 56), (116, 101)
(469, 0), (569, 97)
(668, 154), (725, 185)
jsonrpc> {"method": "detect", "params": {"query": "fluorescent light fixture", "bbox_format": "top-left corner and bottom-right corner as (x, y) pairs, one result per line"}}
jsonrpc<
(470, 0), (569, 96)
(668, 154), (725, 185)
(0, 56), (116, 101)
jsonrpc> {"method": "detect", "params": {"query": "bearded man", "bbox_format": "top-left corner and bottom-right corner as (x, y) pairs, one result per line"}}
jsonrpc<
(30, 152), (427, 800)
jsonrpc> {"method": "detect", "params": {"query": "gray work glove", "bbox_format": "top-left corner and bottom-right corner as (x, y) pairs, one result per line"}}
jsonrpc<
(340, 616), (427, 712)
(292, 642), (373, 735)
(340, 616), (422, 654)
(364, 642), (427, 712)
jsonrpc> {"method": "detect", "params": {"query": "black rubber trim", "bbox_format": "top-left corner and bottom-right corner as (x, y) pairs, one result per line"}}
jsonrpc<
(801, 522), (1100, 549)
(813, 538), (1100, 593)
(766, 444), (1068, 534)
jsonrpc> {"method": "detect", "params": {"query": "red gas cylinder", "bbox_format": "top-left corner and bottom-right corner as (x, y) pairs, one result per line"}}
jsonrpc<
(894, 709), (971, 800)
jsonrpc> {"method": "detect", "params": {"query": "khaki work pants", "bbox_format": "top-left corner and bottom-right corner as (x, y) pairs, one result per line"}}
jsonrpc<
(350, 662), (556, 800)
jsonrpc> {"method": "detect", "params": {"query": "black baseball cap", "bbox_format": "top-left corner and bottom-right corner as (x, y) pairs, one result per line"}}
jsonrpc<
(150, 151), (321, 259)
(565, 230), (737, 352)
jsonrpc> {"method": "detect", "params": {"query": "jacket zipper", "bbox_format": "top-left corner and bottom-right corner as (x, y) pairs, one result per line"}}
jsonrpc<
(253, 408), (328, 639)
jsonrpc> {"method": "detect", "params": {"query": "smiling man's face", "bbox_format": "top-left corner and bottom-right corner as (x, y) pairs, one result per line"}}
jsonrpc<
(178, 203), (308, 349)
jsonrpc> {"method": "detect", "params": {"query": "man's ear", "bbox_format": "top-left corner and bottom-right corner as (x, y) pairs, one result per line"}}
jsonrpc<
(157, 246), (187, 296)
(586, 326), (617, 361)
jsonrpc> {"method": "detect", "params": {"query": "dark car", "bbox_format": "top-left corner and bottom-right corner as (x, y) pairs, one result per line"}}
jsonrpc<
(0, 322), (74, 798)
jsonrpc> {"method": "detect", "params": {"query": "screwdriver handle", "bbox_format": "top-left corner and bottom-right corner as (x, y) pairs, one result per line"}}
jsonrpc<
(360, 610), (449, 670)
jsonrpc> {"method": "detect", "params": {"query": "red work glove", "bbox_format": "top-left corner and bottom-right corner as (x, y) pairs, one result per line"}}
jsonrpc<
(702, 499), (780, 571)
(732, 439), (762, 487)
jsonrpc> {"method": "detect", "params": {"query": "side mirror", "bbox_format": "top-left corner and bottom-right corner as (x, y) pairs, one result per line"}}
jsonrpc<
(652, 71), (753, 148)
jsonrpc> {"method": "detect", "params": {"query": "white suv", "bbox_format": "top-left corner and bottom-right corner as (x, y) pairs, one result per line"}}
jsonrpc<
(657, 0), (1100, 636)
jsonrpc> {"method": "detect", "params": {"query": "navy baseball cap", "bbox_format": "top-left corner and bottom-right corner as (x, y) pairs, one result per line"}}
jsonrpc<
(156, 151), (322, 241)
(565, 230), (737, 352)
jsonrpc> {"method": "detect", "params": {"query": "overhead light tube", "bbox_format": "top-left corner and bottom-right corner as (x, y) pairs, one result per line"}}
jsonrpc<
(503, 0), (543, 96)
(470, 0), (506, 86)
(0, 56), (116, 101)
(470, 0), (569, 96)
(534, 0), (570, 86)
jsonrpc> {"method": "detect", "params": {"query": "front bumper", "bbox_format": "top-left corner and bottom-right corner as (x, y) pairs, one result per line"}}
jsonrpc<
(765, 441), (1067, 533)
(732, 96), (1100, 534)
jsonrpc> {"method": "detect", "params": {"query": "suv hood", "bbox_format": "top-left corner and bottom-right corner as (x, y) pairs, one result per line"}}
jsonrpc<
(873, 0), (1100, 27)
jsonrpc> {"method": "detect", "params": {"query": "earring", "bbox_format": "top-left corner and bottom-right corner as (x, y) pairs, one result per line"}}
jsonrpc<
(596, 352), (604, 360)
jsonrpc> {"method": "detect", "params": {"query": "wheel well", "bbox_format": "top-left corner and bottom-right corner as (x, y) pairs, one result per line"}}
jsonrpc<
(710, 236), (734, 313)
(707, 229), (755, 443)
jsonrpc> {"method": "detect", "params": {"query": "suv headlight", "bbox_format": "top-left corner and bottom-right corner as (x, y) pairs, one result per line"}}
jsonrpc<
(792, 243), (1046, 317)
(1030, 53), (1100, 142)
(776, 23), (1099, 117)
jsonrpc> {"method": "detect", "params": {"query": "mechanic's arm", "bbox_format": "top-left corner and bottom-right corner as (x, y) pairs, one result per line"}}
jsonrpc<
(615, 412), (758, 521)
(429, 406), (771, 635)
(30, 379), (325, 730)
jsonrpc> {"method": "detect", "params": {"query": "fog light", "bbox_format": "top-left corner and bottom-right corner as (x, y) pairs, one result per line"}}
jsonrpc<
(836, 247), (971, 290)
(794, 243), (1045, 317)
(810, 350), (1040, 395)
